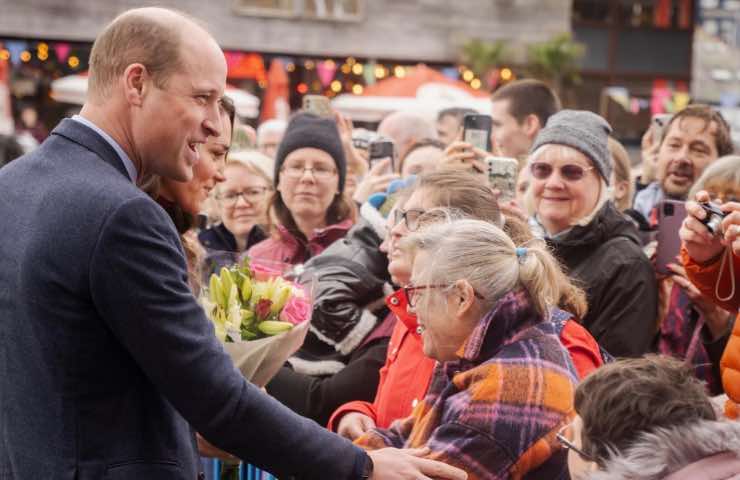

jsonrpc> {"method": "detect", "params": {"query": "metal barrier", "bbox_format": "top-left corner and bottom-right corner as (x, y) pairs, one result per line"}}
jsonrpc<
(201, 458), (278, 480)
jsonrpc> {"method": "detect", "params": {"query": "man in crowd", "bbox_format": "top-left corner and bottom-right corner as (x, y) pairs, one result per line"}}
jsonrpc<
(490, 78), (561, 158)
(435, 107), (477, 146)
(633, 104), (733, 221)
(256, 118), (286, 159)
(565, 356), (740, 479)
(377, 110), (437, 168)
(0, 8), (466, 480)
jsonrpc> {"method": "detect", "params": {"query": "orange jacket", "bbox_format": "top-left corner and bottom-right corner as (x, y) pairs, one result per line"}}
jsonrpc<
(328, 289), (604, 431)
(682, 247), (740, 417)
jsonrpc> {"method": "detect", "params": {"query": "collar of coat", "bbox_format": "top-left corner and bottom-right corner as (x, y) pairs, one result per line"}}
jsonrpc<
(453, 288), (545, 365)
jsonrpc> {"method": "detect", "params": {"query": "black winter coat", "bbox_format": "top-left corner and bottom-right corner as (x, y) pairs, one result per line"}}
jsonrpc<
(266, 210), (392, 425)
(546, 202), (658, 357)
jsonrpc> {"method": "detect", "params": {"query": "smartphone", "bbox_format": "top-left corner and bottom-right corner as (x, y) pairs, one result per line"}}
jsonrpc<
(656, 199), (687, 275)
(463, 114), (492, 152)
(368, 140), (395, 173)
(651, 114), (673, 146)
(486, 156), (519, 202)
(302, 95), (333, 118)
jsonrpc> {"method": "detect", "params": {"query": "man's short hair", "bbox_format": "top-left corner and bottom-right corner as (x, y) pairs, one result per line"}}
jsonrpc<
(491, 79), (561, 127)
(663, 104), (734, 157)
(88, 11), (186, 100)
(437, 107), (478, 122)
(575, 355), (716, 467)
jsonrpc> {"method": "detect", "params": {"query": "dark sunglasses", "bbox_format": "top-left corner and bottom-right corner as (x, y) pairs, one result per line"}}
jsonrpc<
(530, 162), (595, 182)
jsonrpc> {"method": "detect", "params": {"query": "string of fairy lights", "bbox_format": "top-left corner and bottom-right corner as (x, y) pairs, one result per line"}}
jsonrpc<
(0, 39), (517, 99)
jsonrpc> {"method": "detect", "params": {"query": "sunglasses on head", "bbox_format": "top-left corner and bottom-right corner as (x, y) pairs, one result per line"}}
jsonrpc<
(530, 162), (595, 182)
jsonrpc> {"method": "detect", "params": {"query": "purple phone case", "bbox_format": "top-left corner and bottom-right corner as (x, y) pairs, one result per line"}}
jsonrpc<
(656, 200), (687, 275)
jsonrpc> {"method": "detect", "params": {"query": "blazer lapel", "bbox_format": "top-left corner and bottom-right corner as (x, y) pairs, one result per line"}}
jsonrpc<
(50, 118), (132, 182)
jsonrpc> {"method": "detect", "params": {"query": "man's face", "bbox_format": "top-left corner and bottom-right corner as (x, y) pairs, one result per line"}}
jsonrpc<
(656, 116), (720, 199)
(490, 99), (535, 158)
(436, 114), (460, 146)
(132, 34), (227, 182)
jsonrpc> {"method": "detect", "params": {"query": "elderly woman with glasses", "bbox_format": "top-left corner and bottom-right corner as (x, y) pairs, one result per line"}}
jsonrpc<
(524, 110), (657, 358)
(355, 218), (578, 479)
(247, 113), (355, 266)
(198, 151), (273, 254)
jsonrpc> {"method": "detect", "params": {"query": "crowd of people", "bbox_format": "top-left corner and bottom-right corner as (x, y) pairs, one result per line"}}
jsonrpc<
(1, 6), (740, 480)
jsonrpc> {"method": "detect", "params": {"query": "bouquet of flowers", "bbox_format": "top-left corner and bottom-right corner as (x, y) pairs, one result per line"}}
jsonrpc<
(200, 257), (312, 388)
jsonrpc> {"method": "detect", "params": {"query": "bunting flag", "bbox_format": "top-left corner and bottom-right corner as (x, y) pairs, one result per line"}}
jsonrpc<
(0, 53), (13, 134)
(317, 60), (337, 88)
(5, 40), (27, 66)
(363, 61), (376, 86)
(224, 51), (244, 72)
(54, 42), (70, 63)
(442, 67), (460, 80)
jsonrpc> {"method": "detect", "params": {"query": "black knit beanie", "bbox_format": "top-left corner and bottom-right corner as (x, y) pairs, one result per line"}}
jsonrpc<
(273, 112), (347, 192)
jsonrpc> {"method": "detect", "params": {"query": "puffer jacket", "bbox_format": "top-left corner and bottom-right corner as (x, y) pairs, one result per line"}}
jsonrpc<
(682, 246), (740, 418)
(588, 419), (740, 480)
(294, 203), (391, 369)
(546, 201), (658, 357)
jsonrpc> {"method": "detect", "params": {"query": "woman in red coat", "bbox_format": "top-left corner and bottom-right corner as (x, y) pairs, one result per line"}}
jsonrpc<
(680, 173), (740, 417)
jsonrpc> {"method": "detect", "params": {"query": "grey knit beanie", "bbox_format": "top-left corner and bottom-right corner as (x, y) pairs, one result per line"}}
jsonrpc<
(530, 110), (613, 184)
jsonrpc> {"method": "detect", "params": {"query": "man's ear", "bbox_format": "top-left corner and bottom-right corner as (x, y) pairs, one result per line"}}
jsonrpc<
(123, 63), (148, 107)
(523, 113), (541, 138)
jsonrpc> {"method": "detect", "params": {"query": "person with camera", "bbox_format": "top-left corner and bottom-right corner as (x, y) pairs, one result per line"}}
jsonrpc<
(679, 161), (740, 416)
(655, 155), (740, 394)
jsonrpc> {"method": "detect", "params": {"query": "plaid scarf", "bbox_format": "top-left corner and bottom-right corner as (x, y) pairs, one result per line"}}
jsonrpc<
(356, 289), (577, 480)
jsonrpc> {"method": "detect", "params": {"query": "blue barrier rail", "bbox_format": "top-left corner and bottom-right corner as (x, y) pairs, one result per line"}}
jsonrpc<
(201, 458), (277, 480)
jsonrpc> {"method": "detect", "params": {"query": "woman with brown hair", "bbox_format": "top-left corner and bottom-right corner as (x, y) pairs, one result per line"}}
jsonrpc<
(247, 112), (356, 266)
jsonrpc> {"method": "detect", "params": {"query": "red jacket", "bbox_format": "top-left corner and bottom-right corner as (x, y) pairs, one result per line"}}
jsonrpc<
(682, 247), (740, 417)
(328, 289), (603, 431)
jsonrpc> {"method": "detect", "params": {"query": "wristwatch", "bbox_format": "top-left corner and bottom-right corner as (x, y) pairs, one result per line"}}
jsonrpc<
(361, 454), (374, 479)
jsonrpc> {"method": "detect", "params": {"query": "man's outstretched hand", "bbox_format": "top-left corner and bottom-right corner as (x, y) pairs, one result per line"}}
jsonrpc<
(368, 447), (467, 480)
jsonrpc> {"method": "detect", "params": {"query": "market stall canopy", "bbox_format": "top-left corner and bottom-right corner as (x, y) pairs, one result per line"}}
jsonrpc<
(50, 73), (260, 119)
(332, 64), (491, 122)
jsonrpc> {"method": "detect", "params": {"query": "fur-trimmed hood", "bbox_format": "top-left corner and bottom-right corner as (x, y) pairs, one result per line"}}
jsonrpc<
(588, 419), (740, 480)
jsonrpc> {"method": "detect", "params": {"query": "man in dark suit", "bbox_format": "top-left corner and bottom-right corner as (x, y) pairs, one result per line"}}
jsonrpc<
(0, 7), (466, 480)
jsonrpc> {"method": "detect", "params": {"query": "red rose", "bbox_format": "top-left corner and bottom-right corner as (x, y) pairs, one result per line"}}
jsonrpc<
(255, 298), (273, 321)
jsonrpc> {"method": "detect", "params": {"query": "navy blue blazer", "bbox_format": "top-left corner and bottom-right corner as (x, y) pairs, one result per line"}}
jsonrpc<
(0, 119), (368, 480)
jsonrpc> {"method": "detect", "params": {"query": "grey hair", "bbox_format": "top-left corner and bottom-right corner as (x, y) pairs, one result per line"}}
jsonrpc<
(403, 219), (562, 316)
(689, 155), (740, 199)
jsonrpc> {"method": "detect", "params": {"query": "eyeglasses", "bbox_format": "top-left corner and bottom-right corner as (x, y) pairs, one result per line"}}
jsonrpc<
(281, 163), (337, 180)
(403, 284), (485, 308)
(530, 162), (595, 182)
(556, 422), (593, 462)
(393, 208), (426, 232)
(218, 187), (270, 206)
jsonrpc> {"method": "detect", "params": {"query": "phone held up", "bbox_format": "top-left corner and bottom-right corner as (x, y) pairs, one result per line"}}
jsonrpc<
(463, 113), (493, 152)
(302, 95), (333, 118)
(655, 200), (687, 276)
(368, 140), (395, 173)
(651, 114), (673, 146)
(485, 156), (519, 202)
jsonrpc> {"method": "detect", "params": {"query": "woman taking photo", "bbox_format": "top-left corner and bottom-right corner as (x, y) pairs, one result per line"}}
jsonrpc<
(525, 110), (657, 357)
(247, 112), (355, 265)
(356, 218), (577, 479)
(198, 151), (273, 254)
